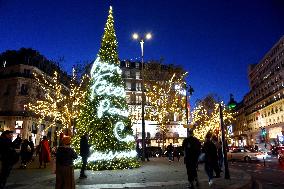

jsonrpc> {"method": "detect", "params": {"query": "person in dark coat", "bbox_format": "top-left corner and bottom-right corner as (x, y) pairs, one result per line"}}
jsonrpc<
(20, 139), (31, 168)
(80, 133), (90, 179)
(0, 130), (19, 189)
(203, 132), (220, 187)
(12, 134), (22, 150)
(28, 136), (34, 162)
(56, 136), (77, 189)
(182, 129), (201, 189)
(167, 143), (174, 162)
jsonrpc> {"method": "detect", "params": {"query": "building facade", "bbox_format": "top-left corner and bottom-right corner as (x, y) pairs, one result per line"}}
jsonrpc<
(233, 36), (284, 149)
(0, 48), (69, 146)
(120, 60), (188, 149)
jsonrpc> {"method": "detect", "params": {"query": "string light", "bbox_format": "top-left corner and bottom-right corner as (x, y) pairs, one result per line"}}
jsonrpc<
(26, 70), (87, 135)
(191, 101), (235, 140)
(145, 72), (187, 134)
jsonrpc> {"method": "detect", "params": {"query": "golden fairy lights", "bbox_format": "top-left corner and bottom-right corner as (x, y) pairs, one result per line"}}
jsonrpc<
(25, 69), (87, 135)
(191, 101), (235, 141)
(145, 72), (187, 134)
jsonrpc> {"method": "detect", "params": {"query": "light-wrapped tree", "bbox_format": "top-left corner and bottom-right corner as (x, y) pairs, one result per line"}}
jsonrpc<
(191, 94), (235, 141)
(26, 68), (87, 140)
(144, 61), (187, 149)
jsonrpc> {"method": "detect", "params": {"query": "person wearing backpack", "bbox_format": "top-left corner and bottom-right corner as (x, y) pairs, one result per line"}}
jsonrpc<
(182, 129), (201, 189)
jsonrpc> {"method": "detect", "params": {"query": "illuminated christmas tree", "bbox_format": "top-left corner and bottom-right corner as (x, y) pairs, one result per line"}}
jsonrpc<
(73, 6), (139, 170)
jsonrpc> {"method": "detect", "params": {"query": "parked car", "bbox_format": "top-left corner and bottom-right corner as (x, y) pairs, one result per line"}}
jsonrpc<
(146, 146), (163, 157)
(227, 148), (267, 162)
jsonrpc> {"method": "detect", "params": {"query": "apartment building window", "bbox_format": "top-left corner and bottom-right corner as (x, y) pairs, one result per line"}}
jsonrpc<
(136, 95), (142, 104)
(15, 120), (23, 129)
(136, 82), (141, 91)
(125, 81), (131, 90)
(126, 94), (131, 103)
(4, 85), (10, 95)
(126, 62), (130, 68)
(136, 71), (140, 79)
(135, 62), (139, 69)
(24, 69), (30, 75)
(125, 70), (130, 78)
(20, 84), (28, 95)
(0, 121), (5, 130)
(146, 96), (150, 105)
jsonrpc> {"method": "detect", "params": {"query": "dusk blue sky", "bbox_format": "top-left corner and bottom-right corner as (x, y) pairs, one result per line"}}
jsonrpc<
(0, 0), (284, 106)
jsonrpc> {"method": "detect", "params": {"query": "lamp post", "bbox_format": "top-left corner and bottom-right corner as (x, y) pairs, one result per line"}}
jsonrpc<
(132, 32), (152, 161)
(185, 84), (194, 137)
(219, 103), (230, 179)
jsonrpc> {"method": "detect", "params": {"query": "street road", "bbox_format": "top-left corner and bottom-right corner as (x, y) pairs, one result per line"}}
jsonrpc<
(229, 156), (284, 189)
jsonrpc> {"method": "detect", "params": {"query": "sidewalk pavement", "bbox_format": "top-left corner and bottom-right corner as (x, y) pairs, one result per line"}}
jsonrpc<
(6, 156), (252, 189)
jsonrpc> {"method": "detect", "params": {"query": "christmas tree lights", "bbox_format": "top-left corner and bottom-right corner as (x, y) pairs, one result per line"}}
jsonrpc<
(72, 6), (139, 170)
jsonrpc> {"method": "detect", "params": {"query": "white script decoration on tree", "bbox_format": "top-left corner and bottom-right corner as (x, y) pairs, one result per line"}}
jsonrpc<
(90, 57), (134, 143)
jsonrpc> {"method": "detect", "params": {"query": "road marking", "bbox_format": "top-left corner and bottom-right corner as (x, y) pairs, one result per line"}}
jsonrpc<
(76, 181), (189, 188)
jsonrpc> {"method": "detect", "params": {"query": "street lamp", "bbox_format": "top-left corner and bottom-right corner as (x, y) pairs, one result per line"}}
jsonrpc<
(185, 84), (194, 137)
(132, 32), (152, 162)
(219, 104), (230, 179)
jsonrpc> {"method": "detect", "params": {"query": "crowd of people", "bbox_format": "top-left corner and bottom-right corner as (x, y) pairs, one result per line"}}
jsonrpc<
(0, 130), (90, 189)
(1, 128), (225, 189)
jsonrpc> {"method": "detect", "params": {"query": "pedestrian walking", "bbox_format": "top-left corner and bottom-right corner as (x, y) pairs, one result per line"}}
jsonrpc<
(38, 136), (51, 168)
(28, 136), (34, 162)
(212, 135), (223, 172)
(56, 136), (77, 189)
(0, 130), (19, 189)
(182, 129), (201, 189)
(136, 142), (141, 159)
(20, 139), (31, 168)
(203, 132), (220, 187)
(12, 134), (22, 150)
(173, 147), (181, 162)
(166, 143), (174, 162)
(80, 133), (90, 179)
(145, 146), (150, 161)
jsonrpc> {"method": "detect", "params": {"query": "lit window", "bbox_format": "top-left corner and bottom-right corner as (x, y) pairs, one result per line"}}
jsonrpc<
(136, 83), (141, 91)
(125, 82), (131, 90)
(126, 95), (131, 103)
(20, 84), (28, 95)
(126, 62), (130, 67)
(125, 70), (130, 78)
(136, 71), (140, 79)
(135, 62), (139, 68)
(136, 95), (142, 104)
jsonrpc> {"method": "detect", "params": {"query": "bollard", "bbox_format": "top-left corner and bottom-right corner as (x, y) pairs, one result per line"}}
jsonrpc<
(263, 157), (266, 166)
